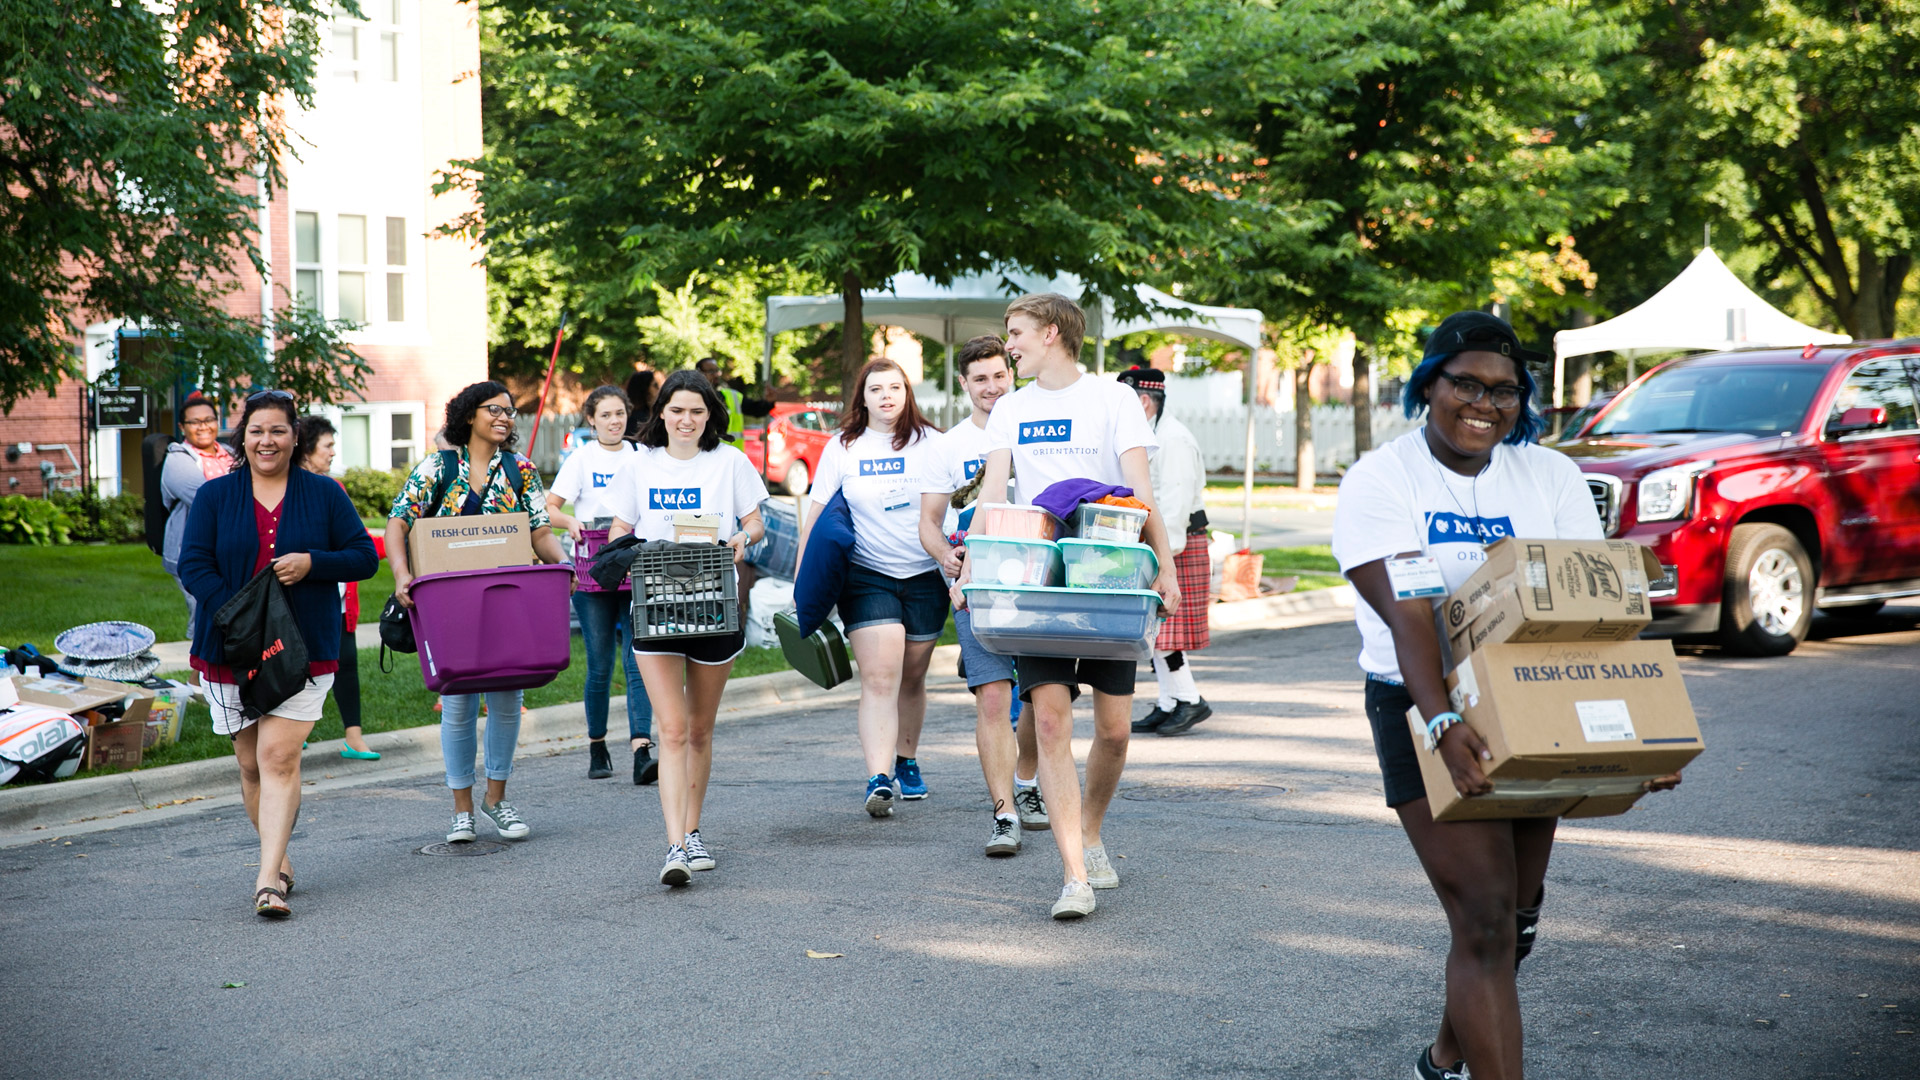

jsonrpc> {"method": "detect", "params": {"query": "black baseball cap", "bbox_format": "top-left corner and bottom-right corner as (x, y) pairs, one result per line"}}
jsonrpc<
(1423, 311), (1548, 364)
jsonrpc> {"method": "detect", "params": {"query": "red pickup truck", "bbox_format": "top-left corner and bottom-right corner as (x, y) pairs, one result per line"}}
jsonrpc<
(1554, 340), (1920, 655)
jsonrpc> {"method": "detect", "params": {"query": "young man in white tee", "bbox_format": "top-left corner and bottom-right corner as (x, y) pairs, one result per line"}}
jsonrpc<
(919, 336), (1048, 858)
(963, 293), (1181, 919)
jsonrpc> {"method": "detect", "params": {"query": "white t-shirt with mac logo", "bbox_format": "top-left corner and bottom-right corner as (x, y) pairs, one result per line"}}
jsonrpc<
(811, 427), (941, 578)
(605, 443), (769, 543)
(550, 439), (635, 524)
(983, 375), (1158, 505)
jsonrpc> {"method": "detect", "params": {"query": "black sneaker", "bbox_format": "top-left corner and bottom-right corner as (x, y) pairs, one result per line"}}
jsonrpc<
(1414, 1045), (1469, 1080)
(634, 742), (658, 786)
(1131, 705), (1172, 734)
(1515, 885), (1543, 969)
(587, 740), (613, 779)
(1155, 698), (1213, 736)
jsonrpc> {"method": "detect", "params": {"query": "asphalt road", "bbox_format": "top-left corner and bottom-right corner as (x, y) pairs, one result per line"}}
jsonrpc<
(5, 606), (1916, 1079)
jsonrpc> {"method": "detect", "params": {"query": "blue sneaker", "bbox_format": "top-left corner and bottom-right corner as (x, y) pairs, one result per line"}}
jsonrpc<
(864, 774), (896, 817)
(894, 756), (928, 800)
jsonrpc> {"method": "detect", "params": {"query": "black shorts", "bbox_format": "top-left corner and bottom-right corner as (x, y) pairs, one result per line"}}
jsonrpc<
(1016, 656), (1138, 704)
(1363, 677), (1427, 808)
(634, 627), (746, 667)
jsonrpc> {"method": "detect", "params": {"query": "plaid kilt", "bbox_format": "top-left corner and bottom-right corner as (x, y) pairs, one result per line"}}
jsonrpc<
(1156, 533), (1212, 652)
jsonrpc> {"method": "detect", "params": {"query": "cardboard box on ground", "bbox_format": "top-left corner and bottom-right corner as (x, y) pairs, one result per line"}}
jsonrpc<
(1410, 538), (1704, 822)
(3, 674), (158, 771)
(407, 513), (533, 575)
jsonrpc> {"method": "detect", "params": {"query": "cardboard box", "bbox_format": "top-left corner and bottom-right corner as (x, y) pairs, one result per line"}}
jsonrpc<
(1450, 584), (1649, 660)
(6, 674), (155, 727)
(1406, 639), (1704, 821)
(672, 513), (723, 543)
(1442, 538), (1662, 646)
(407, 512), (532, 576)
(85, 720), (145, 771)
(143, 690), (185, 748)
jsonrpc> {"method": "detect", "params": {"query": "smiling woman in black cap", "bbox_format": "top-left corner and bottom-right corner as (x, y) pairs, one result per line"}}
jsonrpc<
(1329, 312), (1683, 1079)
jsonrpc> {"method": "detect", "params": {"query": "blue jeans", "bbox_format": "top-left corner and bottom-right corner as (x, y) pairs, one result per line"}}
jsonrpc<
(574, 590), (651, 741)
(440, 690), (523, 790)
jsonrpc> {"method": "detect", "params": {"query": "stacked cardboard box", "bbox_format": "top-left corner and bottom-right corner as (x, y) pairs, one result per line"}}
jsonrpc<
(4, 674), (157, 771)
(1409, 538), (1705, 821)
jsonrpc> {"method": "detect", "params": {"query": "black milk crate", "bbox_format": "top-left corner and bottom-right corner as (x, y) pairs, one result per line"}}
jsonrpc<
(630, 543), (741, 640)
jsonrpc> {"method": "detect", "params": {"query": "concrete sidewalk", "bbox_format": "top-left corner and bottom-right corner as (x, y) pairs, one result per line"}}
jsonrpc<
(5, 592), (1357, 842)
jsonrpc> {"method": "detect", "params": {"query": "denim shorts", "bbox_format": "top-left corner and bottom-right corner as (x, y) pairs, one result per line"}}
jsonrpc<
(839, 565), (950, 641)
(1363, 676), (1427, 808)
(953, 607), (1015, 690)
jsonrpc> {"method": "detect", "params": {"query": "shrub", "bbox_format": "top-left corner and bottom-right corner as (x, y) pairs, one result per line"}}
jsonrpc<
(0, 495), (73, 545)
(341, 466), (408, 520)
(50, 490), (145, 543)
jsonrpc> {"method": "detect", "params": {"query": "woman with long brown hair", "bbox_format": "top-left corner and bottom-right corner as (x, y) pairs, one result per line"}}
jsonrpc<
(796, 359), (944, 817)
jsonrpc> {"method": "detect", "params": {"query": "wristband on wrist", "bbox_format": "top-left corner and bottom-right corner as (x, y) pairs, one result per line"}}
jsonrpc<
(1423, 711), (1465, 753)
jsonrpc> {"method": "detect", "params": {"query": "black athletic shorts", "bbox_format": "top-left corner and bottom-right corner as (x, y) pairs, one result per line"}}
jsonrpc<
(1363, 677), (1427, 808)
(1016, 655), (1137, 704)
(634, 627), (746, 667)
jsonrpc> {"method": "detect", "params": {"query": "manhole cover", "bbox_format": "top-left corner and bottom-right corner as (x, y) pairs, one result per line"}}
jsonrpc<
(416, 841), (509, 857)
(1120, 783), (1288, 803)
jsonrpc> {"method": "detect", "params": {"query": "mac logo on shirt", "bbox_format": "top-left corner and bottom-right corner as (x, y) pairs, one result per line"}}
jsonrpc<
(859, 457), (906, 476)
(649, 487), (702, 510)
(1018, 420), (1072, 444)
(591, 471), (617, 488)
(963, 459), (983, 479)
(1426, 511), (1515, 545)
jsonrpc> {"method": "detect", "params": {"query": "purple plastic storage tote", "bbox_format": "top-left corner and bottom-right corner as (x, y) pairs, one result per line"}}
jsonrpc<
(409, 564), (574, 694)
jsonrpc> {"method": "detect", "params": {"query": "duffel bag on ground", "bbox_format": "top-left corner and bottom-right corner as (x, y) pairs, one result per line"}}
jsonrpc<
(0, 705), (88, 785)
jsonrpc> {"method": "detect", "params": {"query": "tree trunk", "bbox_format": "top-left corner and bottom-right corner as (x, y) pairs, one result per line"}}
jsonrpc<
(841, 269), (865, 399)
(1569, 354), (1593, 407)
(1294, 362), (1314, 492)
(1351, 343), (1372, 457)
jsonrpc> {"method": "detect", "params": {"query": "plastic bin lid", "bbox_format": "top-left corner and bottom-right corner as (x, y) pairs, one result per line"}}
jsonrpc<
(960, 583), (1162, 600)
(1058, 538), (1154, 552)
(962, 534), (1060, 550)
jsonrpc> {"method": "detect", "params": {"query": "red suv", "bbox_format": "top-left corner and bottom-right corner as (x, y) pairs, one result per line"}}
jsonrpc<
(1554, 341), (1920, 655)
(740, 402), (840, 496)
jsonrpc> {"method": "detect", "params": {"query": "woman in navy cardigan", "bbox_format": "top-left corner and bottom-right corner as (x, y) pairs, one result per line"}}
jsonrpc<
(178, 391), (377, 918)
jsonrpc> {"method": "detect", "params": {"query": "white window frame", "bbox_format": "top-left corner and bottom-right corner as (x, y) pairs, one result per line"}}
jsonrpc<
(318, 400), (427, 474)
(330, 1), (406, 84)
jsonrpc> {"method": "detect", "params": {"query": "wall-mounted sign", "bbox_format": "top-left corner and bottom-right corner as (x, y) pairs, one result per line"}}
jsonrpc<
(93, 387), (148, 430)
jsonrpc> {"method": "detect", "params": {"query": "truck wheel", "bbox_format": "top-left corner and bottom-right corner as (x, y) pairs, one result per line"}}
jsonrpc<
(783, 460), (810, 497)
(1720, 523), (1813, 656)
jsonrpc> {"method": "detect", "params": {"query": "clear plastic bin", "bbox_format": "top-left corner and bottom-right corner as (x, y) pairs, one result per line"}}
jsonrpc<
(963, 536), (1063, 587)
(1071, 502), (1149, 543)
(1059, 538), (1159, 591)
(972, 503), (1062, 541)
(959, 584), (1164, 661)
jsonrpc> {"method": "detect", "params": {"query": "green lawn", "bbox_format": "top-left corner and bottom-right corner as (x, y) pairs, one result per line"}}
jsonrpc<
(1255, 545), (1345, 591)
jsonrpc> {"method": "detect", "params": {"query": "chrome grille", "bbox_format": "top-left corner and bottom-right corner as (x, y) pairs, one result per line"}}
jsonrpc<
(1584, 474), (1622, 536)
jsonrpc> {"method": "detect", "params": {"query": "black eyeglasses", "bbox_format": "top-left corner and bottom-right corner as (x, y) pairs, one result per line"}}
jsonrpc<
(478, 404), (514, 419)
(1437, 371), (1526, 410)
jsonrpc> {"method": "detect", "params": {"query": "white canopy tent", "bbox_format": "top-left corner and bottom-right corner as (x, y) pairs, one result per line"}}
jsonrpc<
(1551, 247), (1850, 406)
(762, 269), (1270, 544)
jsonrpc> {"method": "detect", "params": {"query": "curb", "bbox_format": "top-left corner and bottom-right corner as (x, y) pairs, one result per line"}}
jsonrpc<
(3, 600), (1350, 838)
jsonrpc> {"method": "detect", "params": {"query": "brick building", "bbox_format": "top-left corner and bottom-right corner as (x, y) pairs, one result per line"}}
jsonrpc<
(1, 0), (489, 499)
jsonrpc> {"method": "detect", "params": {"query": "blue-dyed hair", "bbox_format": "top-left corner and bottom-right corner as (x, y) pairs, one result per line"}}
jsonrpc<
(1401, 351), (1546, 445)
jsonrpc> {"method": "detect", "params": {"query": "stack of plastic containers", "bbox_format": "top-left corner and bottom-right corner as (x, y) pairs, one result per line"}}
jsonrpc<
(409, 564), (575, 693)
(962, 501), (1163, 661)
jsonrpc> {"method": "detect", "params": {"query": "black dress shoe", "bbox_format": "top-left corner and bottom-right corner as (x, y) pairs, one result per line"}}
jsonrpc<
(587, 740), (613, 779)
(1131, 705), (1172, 734)
(1156, 698), (1213, 736)
(634, 743), (659, 786)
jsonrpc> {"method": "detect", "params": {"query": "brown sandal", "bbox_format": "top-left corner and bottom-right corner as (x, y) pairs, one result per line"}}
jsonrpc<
(254, 887), (291, 918)
(280, 870), (294, 896)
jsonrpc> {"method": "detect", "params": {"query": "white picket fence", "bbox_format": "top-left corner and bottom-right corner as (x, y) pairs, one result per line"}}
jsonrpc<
(1179, 405), (1420, 474)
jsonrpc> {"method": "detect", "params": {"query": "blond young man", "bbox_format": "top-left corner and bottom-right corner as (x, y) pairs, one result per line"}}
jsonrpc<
(919, 336), (1048, 858)
(958, 294), (1180, 919)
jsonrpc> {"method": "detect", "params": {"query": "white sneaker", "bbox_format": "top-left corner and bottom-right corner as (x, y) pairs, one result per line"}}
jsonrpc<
(480, 798), (531, 840)
(1014, 783), (1049, 830)
(985, 815), (1021, 857)
(1051, 880), (1096, 920)
(1084, 844), (1120, 889)
(684, 829), (716, 871)
(446, 812), (476, 843)
(659, 845), (692, 886)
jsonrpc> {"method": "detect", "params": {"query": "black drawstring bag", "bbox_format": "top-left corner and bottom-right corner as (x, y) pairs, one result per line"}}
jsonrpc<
(377, 594), (415, 673)
(211, 568), (311, 720)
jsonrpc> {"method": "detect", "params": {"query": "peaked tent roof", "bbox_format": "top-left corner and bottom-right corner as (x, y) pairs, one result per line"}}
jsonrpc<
(1550, 248), (1849, 404)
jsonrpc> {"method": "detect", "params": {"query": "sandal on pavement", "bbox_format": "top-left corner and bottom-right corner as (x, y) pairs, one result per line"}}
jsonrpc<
(279, 870), (294, 896)
(254, 887), (291, 918)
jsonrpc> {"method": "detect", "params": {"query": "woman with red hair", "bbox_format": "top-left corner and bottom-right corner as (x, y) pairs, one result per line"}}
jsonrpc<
(797, 359), (944, 818)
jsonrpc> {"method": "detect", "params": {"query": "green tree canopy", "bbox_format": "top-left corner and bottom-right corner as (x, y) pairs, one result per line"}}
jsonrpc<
(1, 0), (368, 412)
(456, 0), (1349, 391)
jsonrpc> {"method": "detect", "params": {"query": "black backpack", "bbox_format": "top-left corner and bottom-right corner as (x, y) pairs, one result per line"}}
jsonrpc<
(422, 449), (527, 519)
(211, 568), (312, 720)
(142, 433), (176, 556)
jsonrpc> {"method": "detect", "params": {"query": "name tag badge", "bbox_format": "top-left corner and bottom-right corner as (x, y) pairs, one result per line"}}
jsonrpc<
(1386, 555), (1448, 600)
(882, 487), (913, 513)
